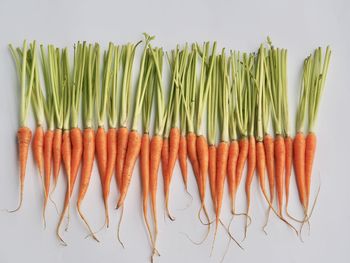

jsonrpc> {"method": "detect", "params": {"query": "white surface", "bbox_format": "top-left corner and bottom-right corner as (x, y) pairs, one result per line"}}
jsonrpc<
(0, 0), (349, 262)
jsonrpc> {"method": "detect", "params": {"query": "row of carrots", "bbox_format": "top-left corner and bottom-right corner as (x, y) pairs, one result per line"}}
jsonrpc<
(9, 35), (331, 259)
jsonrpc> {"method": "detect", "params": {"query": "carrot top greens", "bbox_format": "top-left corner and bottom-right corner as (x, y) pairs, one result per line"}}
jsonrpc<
(142, 49), (155, 134)
(307, 47), (331, 133)
(96, 43), (114, 128)
(195, 42), (217, 136)
(10, 40), (37, 128)
(245, 53), (256, 138)
(231, 52), (248, 139)
(108, 45), (121, 129)
(61, 48), (71, 131)
(119, 42), (139, 128)
(131, 35), (155, 131)
(218, 50), (230, 142)
(207, 51), (218, 146)
(255, 45), (266, 142)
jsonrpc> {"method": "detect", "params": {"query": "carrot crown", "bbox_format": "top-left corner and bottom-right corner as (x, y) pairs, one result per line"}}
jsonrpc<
(218, 50), (230, 143)
(119, 42), (140, 128)
(96, 43), (114, 128)
(131, 34), (155, 131)
(71, 42), (86, 129)
(10, 40), (37, 128)
(195, 42), (217, 136)
(307, 46), (331, 133)
(232, 51), (248, 139)
(108, 45), (121, 129)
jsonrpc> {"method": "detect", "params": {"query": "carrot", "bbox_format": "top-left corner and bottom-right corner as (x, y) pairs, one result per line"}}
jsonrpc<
(52, 129), (62, 192)
(117, 38), (153, 209)
(32, 127), (44, 179)
(208, 145), (217, 209)
(43, 130), (54, 216)
(116, 43), (139, 194)
(104, 45), (121, 228)
(293, 132), (307, 209)
(227, 140), (239, 213)
(284, 136), (293, 209)
(195, 42), (216, 216)
(178, 135), (188, 189)
(148, 45), (165, 257)
(304, 47), (331, 211)
(76, 44), (99, 241)
(56, 48), (72, 244)
(9, 41), (36, 212)
(263, 135), (274, 205)
(207, 55), (218, 210)
(274, 135), (285, 216)
(69, 43), (86, 195)
(94, 43), (114, 227)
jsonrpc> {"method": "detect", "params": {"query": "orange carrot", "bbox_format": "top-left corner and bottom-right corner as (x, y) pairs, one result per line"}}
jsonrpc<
(9, 41), (36, 212)
(263, 135), (275, 204)
(227, 140), (239, 213)
(103, 128), (117, 226)
(245, 136), (256, 221)
(57, 130), (71, 244)
(117, 130), (142, 208)
(116, 127), (128, 193)
(293, 132), (307, 209)
(178, 135), (188, 189)
(95, 127), (107, 189)
(14, 127), (32, 211)
(236, 138), (249, 191)
(43, 130), (54, 215)
(70, 128), (83, 195)
(32, 126), (44, 178)
(52, 129), (62, 191)
(274, 135), (285, 216)
(284, 136), (293, 208)
(196, 135), (209, 207)
(215, 141), (229, 234)
(77, 128), (98, 241)
(187, 132), (200, 192)
(166, 127), (180, 208)
(305, 132), (316, 210)
(149, 135), (163, 251)
(208, 145), (217, 209)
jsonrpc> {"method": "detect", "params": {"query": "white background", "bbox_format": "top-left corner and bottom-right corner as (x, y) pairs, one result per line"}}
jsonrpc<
(0, 0), (349, 262)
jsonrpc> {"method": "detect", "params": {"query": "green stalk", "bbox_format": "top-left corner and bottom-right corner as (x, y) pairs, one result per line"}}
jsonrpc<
(208, 53), (218, 146)
(62, 48), (71, 131)
(245, 53), (256, 138)
(231, 51), (248, 139)
(218, 50), (230, 142)
(97, 43), (114, 128)
(281, 49), (290, 137)
(255, 45), (266, 142)
(108, 45), (121, 129)
(131, 35), (155, 131)
(119, 42), (140, 128)
(195, 42), (217, 136)
(307, 47), (331, 132)
(10, 40), (37, 127)
(228, 52), (237, 141)
(142, 50), (155, 134)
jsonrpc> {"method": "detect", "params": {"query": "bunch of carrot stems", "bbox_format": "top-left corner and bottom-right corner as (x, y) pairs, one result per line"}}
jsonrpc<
(9, 35), (331, 258)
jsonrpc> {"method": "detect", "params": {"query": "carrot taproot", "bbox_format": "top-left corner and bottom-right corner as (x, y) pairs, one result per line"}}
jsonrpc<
(284, 136), (293, 209)
(274, 135), (285, 216)
(116, 127), (128, 193)
(208, 145), (217, 209)
(76, 44), (99, 241)
(263, 135), (274, 203)
(104, 45), (121, 228)
(52, 129), (62, 191)
(70, 128), (83, 194)
(9, 41), (36, 212)
(304, 47), (331, 211)
(96, 127), (107, 190)
(33, 126), (44, 179)
(227, 140), (239, 213)
(43, 130), (54, 215)
(178, 135), (188, 189)
(77, 128), (98, 241)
